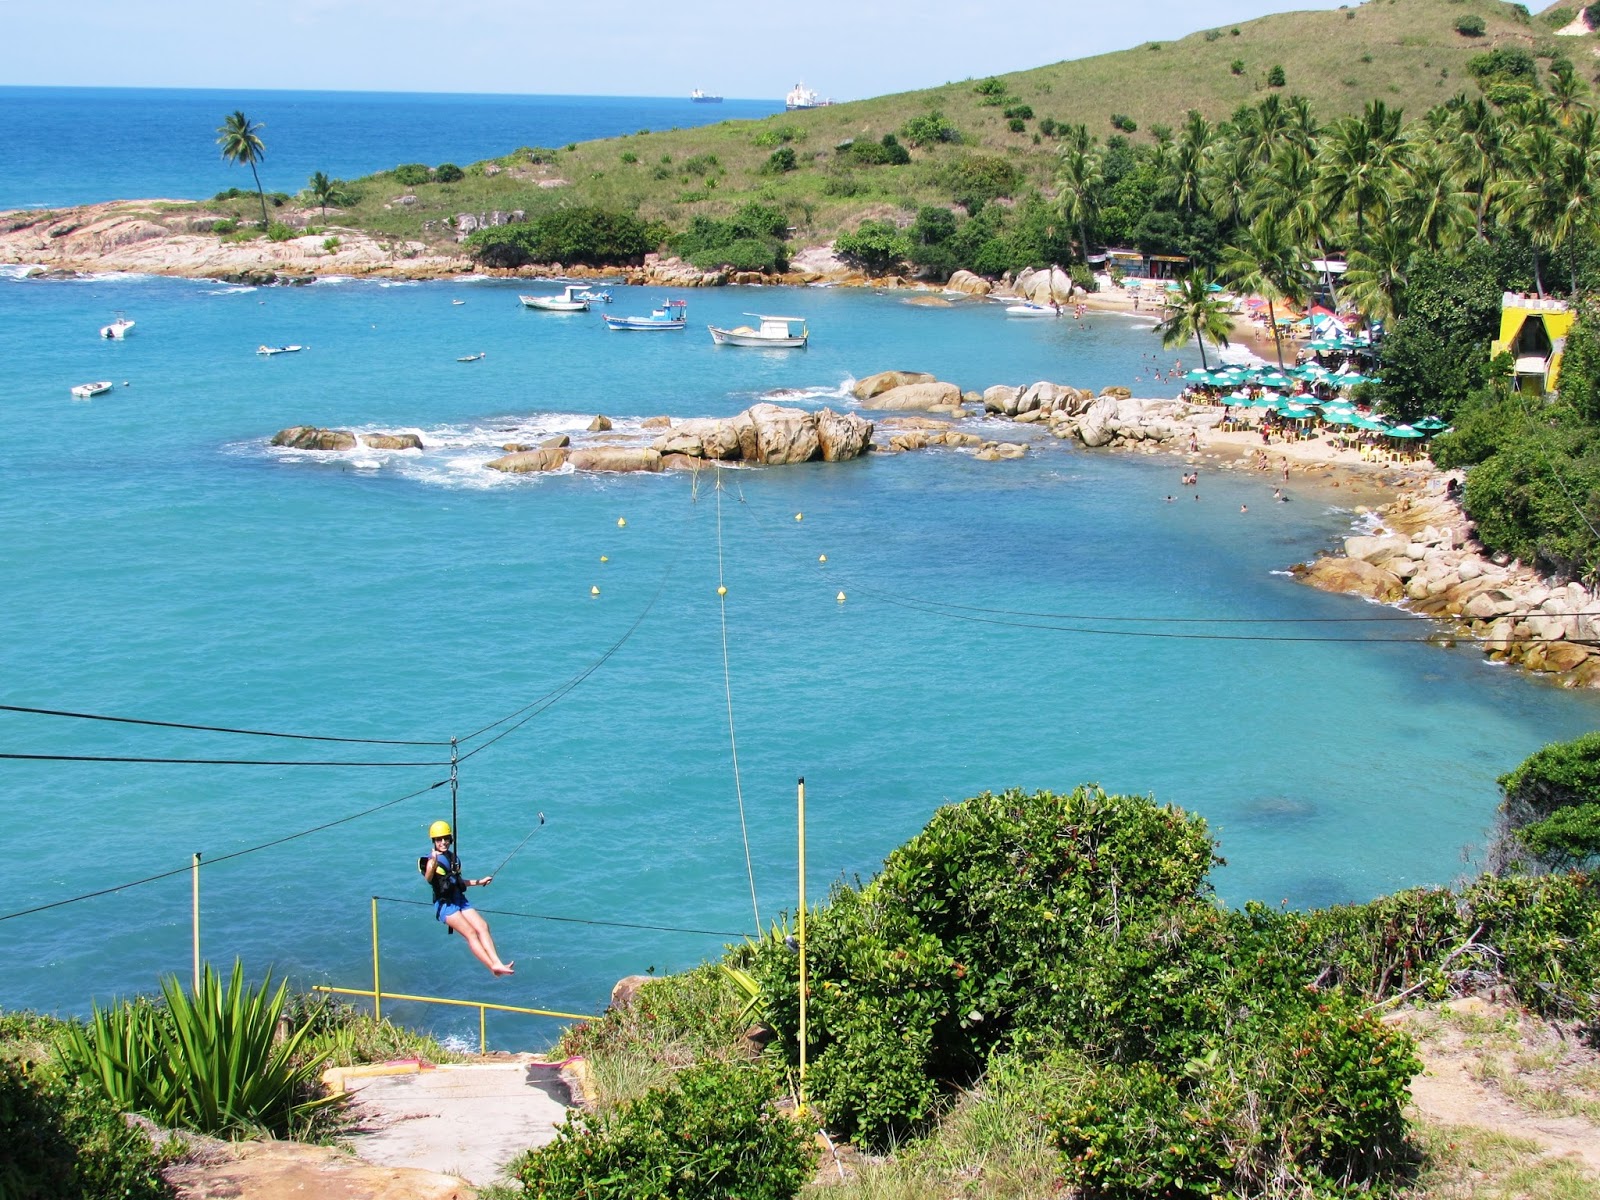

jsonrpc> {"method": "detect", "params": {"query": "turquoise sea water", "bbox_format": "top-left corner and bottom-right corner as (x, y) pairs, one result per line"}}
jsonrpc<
(5, 269), (1597, 1047)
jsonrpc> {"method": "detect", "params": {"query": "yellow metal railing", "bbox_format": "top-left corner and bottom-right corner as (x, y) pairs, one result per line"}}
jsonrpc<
(313, 898), (597, 1052)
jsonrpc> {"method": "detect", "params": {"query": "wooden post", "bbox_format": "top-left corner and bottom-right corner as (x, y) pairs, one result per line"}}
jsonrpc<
(797, 776), (808, 1111)
(371, 897), (382, 1022)
(191, 852), (202, 993)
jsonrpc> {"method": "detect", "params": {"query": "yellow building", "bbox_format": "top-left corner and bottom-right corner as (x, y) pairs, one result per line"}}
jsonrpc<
(1491, 293), (1576, 393)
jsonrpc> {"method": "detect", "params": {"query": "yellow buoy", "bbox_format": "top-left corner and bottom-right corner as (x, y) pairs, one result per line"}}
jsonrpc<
(600, 555), (609, 563)
(717, 585), (728, 597)
(836, 591), (847, 603)
(617, 517), (627, 527)
(591, 585), (601, 596)
(818, 554), (827, 563)
(794, 513), (803, 521)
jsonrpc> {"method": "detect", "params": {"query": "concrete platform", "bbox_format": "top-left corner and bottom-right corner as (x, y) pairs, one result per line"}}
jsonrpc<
(342, 1060), (572, 1188)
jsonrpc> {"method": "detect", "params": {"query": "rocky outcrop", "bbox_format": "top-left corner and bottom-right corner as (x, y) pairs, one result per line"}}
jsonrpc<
(648, 404), (873, 466)
(360, 433), (424, 451)
(1011, 265), (1074, 305)
(486, 448), (568, 473)
(945, 269), (991, 296)
(163, 1138), (471, 1200)
(628, 254), (726, 288)
(859, 381), (962, 412)
(271, 426), (356, 451)
(587, 415), (612, 432)
(1292, 481), (1600, 687)
(852, 370), (935, 401)
(567, 446), (663, 473)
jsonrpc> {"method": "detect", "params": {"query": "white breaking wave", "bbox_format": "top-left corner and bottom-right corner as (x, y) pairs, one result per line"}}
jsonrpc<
(206, 285), (257, 295)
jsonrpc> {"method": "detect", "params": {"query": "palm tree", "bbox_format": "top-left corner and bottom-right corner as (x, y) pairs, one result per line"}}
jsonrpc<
(1055, 125), (1102, 260)
(1510, 121), (1567, 296)
(217, 111), (269, 229)
(1450, 97), (1508, 240)
(1157, 274), (1235, 370)
(1549, 68), (1591, 127)
(1317, 102), (1408, 240)
(1218, 213), (1310, 369)
(1341, 222), (1413, 323)
(1174, 109), (1213, 215)
(1206, 136), (1260, 228)
(1396, 147), (1474, 255)
(307, 171), (336, 216)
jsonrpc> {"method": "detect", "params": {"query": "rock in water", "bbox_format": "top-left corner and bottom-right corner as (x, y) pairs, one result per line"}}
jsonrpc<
(271, 426), (357, 451)
(587, 415), (613, 432)
(816, 409), (874, 461)
(852, 370), (936, 401)
(859, 382), (962, 411)
(567, 446), (662, 473)
(359, 433), (424, 451)
(486, 448), (568, 473)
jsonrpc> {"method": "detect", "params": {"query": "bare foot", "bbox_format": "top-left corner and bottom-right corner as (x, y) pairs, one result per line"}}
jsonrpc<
(491, 962), (515, 976)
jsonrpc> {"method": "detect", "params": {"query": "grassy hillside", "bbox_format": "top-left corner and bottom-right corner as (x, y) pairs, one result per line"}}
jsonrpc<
(226, 0), (1593, 253)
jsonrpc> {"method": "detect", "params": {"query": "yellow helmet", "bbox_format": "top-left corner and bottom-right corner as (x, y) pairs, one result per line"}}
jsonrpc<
(428, 820), (453, 839)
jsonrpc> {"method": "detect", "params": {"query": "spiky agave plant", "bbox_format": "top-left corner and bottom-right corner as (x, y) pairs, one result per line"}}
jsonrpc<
(56, 960), (340, 1137)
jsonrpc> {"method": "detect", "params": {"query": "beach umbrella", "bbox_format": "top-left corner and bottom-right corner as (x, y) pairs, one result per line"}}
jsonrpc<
(1386, 425), (1424, 439)
(1413, 416), (1449, 432)
(1184, 368), (1213, 382)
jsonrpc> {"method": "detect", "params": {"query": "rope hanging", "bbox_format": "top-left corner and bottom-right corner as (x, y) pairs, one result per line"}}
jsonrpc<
(716, 464), (762, 933)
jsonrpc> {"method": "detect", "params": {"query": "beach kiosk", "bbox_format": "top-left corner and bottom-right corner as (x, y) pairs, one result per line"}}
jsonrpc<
(1491, 293), (1575, 394)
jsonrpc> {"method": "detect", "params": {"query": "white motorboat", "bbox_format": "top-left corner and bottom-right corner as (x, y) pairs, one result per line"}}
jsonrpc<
(576, 289), (613, 304)
(71, 380), (114, 399)
(1005, 302), (1060, 318)
(100, 312), (135, 339)
(457, 352), (487, 362)
(708, 314), (809, 347)
(520, 285), (591, 312)
(604, 300), (687, 331)
(257, 344), (305, 355)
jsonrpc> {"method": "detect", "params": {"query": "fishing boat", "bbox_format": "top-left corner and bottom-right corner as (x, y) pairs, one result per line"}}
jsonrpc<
(257, 344), (305, 355)
(690, 89), (723, 103)
(70, 381), (114, 399)
(457, 352), (487, 362)
(519, 285), (591, 312)
(576, 289), (613, 304)
(708, 314), (808, 348)
(604, 300), (688, 331)
(1005, 302), (1060, 318)
(100, 312), (135, 339)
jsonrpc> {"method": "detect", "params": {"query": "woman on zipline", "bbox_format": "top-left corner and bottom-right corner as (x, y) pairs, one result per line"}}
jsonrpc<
(423, 821), (514, 976)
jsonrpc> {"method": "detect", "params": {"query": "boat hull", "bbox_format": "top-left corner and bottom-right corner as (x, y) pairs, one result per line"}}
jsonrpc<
(71, 381), (113, 398)
(101, 321), (134, 339)
(708, 325), (807, 347)
(605, 316), (686, 331)
(1005, 305), (1059, 317)
(257, 345), (304, 355)
(520, 296), (589, 312)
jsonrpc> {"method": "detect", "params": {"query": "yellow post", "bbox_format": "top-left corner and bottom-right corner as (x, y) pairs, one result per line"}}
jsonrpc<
(797, 776), (808, 1111)
(371, 897), (382, 1022)
(480, 1006), (487, 1053)
(191, 852), (201, 994)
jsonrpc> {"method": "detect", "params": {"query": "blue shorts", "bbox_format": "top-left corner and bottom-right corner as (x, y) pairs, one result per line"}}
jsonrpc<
(436, 899), (472, 924)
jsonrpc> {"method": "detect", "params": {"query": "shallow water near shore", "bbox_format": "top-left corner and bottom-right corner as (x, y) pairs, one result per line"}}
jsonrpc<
(4, 272), (1596, 1047)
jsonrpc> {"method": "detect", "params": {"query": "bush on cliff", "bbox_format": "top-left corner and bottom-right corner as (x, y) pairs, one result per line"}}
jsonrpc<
(1493, 731), (1600, 872)
(670, 202), (790, 273)
(834, 221), (911, 276)
(466, 207), (654, 268)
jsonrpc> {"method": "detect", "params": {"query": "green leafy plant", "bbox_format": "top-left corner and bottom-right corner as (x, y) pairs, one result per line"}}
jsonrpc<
(433, 162), (464, 183)
(763, 146), (798, 174)
(1231, 58), (1246, 75)
(1267, 64), (1287, 87)
(834, 220), (912, 275)
(901, 110), (962, 148)
(1455, 13), (1487, 36)
(511, 1062), (814, 1200)
(392, 163), (431, 186)
(266, 222), (294, 242)
(619, 151), (638, 164)
(467, 207), (654, 268)
(54, 960), (337, 1138)
(1110, 112), (1138, 132)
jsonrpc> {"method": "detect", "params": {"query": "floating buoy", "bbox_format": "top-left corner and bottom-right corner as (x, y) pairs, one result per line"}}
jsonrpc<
(591, 585), (601, 597)
(836, 591), (847, 603)
(818, 554), (827, 563)
(794, 513), (803, 522)
(717, 585), (728, 597)
(617, 517), (627, 527)
(600, 555), (609, 563)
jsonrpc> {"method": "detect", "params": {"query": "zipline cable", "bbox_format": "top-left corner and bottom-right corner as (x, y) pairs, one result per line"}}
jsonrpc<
(0, 702), (450, 746)
(0, 753), (451, 767)
(375, 895), (751, 940)
(0, 777), (449, 924)
(715, 464), (761, 932)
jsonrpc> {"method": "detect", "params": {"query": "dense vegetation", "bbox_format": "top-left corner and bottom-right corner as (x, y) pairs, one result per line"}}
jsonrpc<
(515, 774), (1599, 1200)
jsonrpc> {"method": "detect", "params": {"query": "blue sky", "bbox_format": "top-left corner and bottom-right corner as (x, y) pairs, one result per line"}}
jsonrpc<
(4, 0), (1347, 97)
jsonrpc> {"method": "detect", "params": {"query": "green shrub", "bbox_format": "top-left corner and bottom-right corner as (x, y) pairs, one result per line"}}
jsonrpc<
(753, 124), (805, 147)
(670, 203), (790, 273)
(822, 171), (867, 197)
(1205, 28), (1223, 40)
(1231, 58), (1246, 74)
(683, 153), (720, 177)
(1267, 64), (1287, 87)
(942, 154), (1023, 213)
(433, 162), (464, 183)
(392, 163), (431, 186)
(1110, 112), (1138, 132)
(619, 151), (638, 164)
(1038, 117), (1059, 137)
(321, 236), (340, 253)
(1585, 1), (1600, 25)
(467, 207), (654, 268)
(763, 146), (798, 173)
(266, 222), (295, 242)
(834, 220), (912, 275)
(1469, 46), (1537, 82)
(1007, 118), (1026, 132)
(0, 1060), (171, 1200)
(1003, 103), (1034, 120)
(841, 135), (910, 166)
(973, 77), (1008, 97)
(53, 961), (336, 1139)
(511, 1062), (814, 1200)
(901, 110), (963, 148)
(211, 219), (237, 236)
(1455, 13), (1487, 36)
(1544, 5), (1575, 26)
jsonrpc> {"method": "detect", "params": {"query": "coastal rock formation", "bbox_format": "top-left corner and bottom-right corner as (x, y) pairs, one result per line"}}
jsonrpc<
(360, 433), (424, 451)
(1293, 481), (1600, 687)
(567, 446), (663, 473)
(1011, 265), (1074, 305)
(859, 381), (962, 412)
(587, 415), (612, 432)
(647, 404), (872, 466)
(271, 426), (357, 451)
(162, 1138), (470, 1200)
(627, 254), (726, 288)
(852, 370), (935, 401)
(486, 448), (569, 473)
(945, 269), (991, 296)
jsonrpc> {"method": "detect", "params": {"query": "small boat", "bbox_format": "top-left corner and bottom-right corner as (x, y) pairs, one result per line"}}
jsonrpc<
(1005, 302), (1060, 318)
(519, 285), (591, 312)
(457, 352), (487, 362)
(452, 299), (466, 306)
(71, 381), (114, 399)
(576, 289), (613, 304)
(257, 344), (305, 355)
(690, 89), (723, 103)
(100, 312), (135, 339)
(604, 300), (687, 331)
(708, 314), (809, 348)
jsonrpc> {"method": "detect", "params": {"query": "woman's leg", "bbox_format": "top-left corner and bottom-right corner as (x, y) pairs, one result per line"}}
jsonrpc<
(462, 909), (513, 974)
(444, 910), (503, 973)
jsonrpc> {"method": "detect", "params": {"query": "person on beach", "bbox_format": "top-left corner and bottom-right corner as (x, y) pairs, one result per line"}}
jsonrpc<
(423, 821), (513, 976)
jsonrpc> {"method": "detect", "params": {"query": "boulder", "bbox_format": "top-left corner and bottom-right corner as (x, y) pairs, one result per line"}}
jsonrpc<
(1075, 398), (1120, 448)
(1297, 557), (1404, 603)
(610, 974), (656, 1010)
(640, 415), (672, 429)
(567, 446), (662, 473)
(816, 408), (874, 462)
(1523, 640), (1592, 673)
(945, 269), (991, 297)
(860, 382), (962, 411)
(745, 403), (820, 465)
(1099, 385), (1132, 400)
(1344, 534), (1413, 566)
(852, 370), (936, 401)
(995, 442), (1027, 459)
(890, 432), (929, 452)
(540, 434), (571, 449)
(271, 426), (356, 451)
(160, 1138), (471, 1200)
(486, 447), (568, 473)
(359, 432), (424, 451)
(982, 385), (1024, 415)
(587, 415), (613, 432)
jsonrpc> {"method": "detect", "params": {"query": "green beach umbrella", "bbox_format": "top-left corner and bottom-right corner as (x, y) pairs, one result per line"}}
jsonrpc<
(1413, 416), (1449, 432)
(1184, 368), (1212, 382)
(1387, 425), (1424, 438)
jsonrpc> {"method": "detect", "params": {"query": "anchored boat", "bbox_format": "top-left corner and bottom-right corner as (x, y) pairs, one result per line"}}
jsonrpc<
(1005, 302), (1060, 317)
(70, 381), (114, 399)
(257, 344), (304, 355)
(519, 285), (591, 312)
(100, 312), (135, 339)
(604, 300), (688, 331)
(707, 314), (809, 348)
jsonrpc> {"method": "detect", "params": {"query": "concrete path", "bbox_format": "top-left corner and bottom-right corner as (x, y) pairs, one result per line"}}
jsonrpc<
(341, 1060), (572, 1188)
